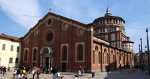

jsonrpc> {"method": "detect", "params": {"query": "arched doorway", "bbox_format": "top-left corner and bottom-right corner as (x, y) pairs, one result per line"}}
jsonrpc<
(40, 47), (53, 73)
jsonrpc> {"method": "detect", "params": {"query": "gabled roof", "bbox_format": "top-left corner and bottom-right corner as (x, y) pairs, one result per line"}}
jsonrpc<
(21, 12), (90, 39)
(47, 12), (87, 26)
(0, 33), (20, 42)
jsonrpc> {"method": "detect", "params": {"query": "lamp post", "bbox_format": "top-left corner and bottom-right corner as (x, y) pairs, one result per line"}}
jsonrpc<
(140, 38), (143, 52)
(139, 44), (142, 69)
(139, 44), (141, 52)
(146, 28), (150, 75)
(140, 38), (144, 70)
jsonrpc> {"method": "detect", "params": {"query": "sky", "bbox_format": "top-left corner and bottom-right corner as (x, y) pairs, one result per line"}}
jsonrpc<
(0, 0), (150, 52)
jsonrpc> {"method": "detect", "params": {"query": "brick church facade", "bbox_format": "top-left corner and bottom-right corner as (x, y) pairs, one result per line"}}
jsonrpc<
(20, 10), (134, 72)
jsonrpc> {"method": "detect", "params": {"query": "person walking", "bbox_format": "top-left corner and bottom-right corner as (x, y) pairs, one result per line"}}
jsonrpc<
(36, 67), (41, 79)
(22, 67), (27, 79)
(13, 69), (16, 79)
(78, 65), (83, 76)
(51, 66), (58, 79)
(32, 68), (36, 79)
(2, 66), (6, 76)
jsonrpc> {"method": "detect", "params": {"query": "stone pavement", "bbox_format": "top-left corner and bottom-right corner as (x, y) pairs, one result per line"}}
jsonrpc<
(95, 69), (150, 79)
(0, 69), (150, 79)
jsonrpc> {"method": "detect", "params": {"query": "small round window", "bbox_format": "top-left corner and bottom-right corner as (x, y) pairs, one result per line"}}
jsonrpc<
(47, 32), (53, 42)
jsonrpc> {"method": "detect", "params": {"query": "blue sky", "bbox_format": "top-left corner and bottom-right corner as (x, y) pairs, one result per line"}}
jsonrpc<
(0, 0), (150, 52)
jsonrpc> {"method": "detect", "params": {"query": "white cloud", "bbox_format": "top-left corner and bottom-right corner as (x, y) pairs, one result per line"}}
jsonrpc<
(0, 0), (41, 28)
(50, 0), (104, 23)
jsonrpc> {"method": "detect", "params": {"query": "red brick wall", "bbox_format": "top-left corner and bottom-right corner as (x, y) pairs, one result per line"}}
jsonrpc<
(21, 17), (93, 72)
(92, 41), (134, 72)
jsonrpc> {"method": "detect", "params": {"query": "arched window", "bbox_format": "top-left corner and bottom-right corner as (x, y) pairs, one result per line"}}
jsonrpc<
(102, 53), (105, 64)
(62, 46), (68, 61)
(123, 55), (125, 64)
(113, 55), (116, 62)
(99, 52), (101, 64)
(46, 32), (53, 42)
(107, 53), (110, 64)
(104, 49), (107, 64)
(77, 44), (84, 61)
(24, 49), (28, 61)
(93, 51), (95, 64)
(95, 46), (98, 51)
(33, 48), (37, 61)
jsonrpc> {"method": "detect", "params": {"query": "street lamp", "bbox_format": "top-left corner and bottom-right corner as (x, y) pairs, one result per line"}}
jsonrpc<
(140, 38), (143, 70)
(146, 28), (150, 75)
(140, 38), (143, 52)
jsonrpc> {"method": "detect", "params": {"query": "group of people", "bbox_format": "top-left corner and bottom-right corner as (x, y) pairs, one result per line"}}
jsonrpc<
(13, 67), (28, 79)
(13, 66), (41, 79)
(12, 65), (86, 79)
(12, 66), (60, 79)
(0, 66), (7, 76)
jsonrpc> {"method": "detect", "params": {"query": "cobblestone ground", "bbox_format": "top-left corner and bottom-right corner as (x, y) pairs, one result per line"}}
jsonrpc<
(0, 69), (150, 79)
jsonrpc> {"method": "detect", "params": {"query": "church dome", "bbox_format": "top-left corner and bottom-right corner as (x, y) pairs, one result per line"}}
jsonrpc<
(93, 8), (125, 25)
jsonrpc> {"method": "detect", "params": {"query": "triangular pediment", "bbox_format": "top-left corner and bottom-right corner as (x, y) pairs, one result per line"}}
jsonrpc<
(22, 12), (91, 40)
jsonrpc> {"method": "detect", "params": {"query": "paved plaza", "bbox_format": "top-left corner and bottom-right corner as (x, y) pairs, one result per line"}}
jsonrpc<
(0, 69), (150, 79)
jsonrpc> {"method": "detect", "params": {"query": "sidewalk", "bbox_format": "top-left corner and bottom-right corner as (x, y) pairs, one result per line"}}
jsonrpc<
(0, 69), (150, 79)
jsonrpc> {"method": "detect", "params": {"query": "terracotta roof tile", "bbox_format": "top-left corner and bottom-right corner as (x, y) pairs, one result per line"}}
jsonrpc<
(0, 33), (20, 42)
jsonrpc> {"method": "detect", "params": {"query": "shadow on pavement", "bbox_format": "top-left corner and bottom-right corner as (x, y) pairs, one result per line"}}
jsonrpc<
(103, 61), (133, 79)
